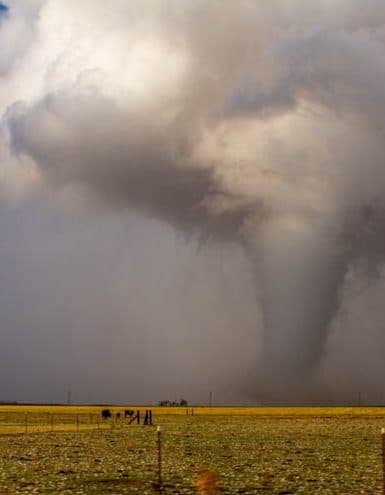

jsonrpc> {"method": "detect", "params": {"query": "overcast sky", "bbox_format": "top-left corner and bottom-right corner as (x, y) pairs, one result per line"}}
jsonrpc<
(1, 0), (385, 405)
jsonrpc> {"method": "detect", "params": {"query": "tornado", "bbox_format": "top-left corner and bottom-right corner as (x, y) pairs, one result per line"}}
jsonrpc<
(2, 0), (385, 402)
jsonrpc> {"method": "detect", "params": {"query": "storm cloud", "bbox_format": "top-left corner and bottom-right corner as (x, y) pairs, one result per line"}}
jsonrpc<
(2, 0), (385, 404)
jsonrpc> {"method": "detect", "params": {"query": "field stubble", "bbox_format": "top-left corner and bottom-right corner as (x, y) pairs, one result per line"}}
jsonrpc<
(0, 407), (383, 494)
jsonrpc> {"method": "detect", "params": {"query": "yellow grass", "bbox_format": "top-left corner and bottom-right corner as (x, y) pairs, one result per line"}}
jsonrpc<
(180, 406), (385, 416)
(1, 404), (385, 436)
(0, 405), (140, 434)
(194, 470), (221, 495)
(0, 405), (131, 414)
(1, 405), (385, 416)
(0, 424), (106, 434)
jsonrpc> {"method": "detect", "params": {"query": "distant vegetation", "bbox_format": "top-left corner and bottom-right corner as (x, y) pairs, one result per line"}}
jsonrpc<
(158, 399), (188, 406)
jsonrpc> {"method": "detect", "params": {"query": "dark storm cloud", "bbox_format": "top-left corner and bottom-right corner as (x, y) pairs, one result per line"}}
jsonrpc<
(8, 92), (255, 241)
(3, 0), (385, 403)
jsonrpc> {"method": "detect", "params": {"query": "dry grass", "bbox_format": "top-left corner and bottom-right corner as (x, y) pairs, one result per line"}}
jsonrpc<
(181, 406), (385, 416)
(194, 470), (221, 495)
(2, 405), (385, 417)
(0, 406), (133, 434)
(1, 405), (385, 435)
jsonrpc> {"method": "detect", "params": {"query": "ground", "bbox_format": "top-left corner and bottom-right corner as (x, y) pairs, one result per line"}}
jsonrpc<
(0, 407), (383, 494)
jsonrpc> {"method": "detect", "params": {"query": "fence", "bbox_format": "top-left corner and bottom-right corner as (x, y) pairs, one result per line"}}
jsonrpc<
(0, 409), (153, 434)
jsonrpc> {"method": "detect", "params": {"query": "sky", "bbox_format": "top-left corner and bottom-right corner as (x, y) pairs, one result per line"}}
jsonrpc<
(1, 0), (385, 405)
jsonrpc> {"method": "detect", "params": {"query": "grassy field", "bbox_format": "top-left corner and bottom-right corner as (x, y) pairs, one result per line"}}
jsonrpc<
(3, 405), (385, 415)
(0, 406), (384, 494)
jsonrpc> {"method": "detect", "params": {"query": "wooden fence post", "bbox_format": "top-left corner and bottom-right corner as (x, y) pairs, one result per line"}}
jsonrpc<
(157, 426), (162, 489)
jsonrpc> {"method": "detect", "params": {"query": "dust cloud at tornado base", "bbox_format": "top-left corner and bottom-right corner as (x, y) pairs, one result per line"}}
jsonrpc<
(2, 1), (385, 403)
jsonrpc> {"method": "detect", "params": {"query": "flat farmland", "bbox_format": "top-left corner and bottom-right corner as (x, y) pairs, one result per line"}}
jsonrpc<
(0, 407), (384, 494)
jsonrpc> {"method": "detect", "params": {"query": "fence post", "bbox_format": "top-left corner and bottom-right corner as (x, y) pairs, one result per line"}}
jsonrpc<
(157, 426), (162, 489)
(137, 410), (140, 425)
